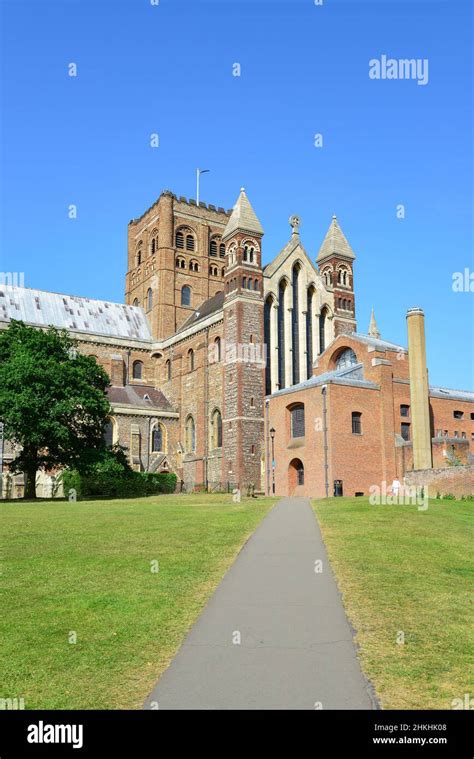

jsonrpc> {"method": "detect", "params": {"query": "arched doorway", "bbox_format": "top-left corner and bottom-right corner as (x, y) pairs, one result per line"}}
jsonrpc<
(288, 458), (305, 494)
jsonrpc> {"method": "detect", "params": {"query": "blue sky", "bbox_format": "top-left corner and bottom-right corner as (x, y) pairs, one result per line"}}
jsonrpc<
(1, 0), (472, 389)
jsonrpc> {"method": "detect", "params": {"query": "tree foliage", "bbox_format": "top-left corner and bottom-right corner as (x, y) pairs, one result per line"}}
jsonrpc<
(0, 321), (111, 496)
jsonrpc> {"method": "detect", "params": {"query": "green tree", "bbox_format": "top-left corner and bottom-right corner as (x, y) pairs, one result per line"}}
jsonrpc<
(0, 321), (111, 498)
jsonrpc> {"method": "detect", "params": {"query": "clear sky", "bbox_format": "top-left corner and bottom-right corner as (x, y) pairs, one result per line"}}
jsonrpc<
(1, 0), (472, 390)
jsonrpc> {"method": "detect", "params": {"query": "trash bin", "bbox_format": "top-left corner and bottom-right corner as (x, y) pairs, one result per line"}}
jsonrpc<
(333, 479), (343, 497)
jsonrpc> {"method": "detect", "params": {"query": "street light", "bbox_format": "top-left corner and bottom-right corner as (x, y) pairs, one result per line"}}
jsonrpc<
(270, 427), (276, 495)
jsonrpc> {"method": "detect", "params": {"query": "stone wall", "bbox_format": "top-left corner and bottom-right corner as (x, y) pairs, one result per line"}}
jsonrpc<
(405, 465), (474, 499)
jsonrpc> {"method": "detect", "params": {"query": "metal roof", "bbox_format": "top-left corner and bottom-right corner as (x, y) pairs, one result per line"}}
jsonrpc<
(0, 286), (152, 341)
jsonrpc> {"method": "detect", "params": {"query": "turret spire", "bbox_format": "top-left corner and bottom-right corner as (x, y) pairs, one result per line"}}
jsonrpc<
(368, 308), (381, 339)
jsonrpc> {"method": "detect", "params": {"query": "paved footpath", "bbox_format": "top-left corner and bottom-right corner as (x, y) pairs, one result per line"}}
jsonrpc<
(144, 497), (377, 710)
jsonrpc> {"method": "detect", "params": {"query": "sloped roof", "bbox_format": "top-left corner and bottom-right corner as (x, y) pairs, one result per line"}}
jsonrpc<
(0, 286), (152, 341)
(223, 188), (264, 239)
(178, 290), (224, 332)
(268, 363), (378, 398)
(346, 332), (407, 353)
(263, 235), (319, 280)
(107, 384), (173, 410)
(316, 216), (355, 263)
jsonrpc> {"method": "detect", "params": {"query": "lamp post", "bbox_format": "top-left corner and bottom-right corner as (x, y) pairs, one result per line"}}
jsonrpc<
(270, 427), (276, 495)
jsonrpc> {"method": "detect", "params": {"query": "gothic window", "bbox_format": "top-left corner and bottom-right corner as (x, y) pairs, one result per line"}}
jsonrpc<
(186, 234), (195, 251)
(290, 404), (305, 438)
(188, 348), (194, 372)
(319, 307), (328, 354)
(209, 239), (217, 256)
(214, 336), (221, 361)
(264, 296), (272, 395)
(278, 280), (286, 388)
(189, 260), (199, 272)
(132, 360), (143, 380)
(306, 286), (315, 379)
(151, 238), (156, 255)
(104, 417), (117, 447)
(352, 411), (362, 435)
(136, 250), (142, 266)
(151, 424), (165, 453)
(146, 288), (153, 311)
(165, 359), (171, 380)
(242, 276), (247, 289)
(185, 415), (196, 453)
(210, 408), (222, 449)
(181, 285), (191, 306)
(175, 231), (184, 249)
(221, 267), (225, 277)
(335, 348), (357, 370)
(292, 264), (300, 385)
(219, 243), (226, 257)
(132, 298), (139, 307)
(210, 265), (218, 276)
(254, 279), (259, 291)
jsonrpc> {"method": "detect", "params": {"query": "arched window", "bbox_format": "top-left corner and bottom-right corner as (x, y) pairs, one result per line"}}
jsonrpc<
(151, 238), (156, 255)
(221, 267), (225, 277)
(185, 415), (196, 453)
(242, 276), (247, 289)
(132, 298), (139, 307)
(186, 234), (195, 251)
(335, 347), (357, 370)
(146, 288), (153, 311)
(306, 286), (315, 380)
(290, 403), (305, 438)
(352, 411), (362, 435)
(254, 279), (259, 291)
(219, 244), (226, 257)
(319, 307), (328, 354)
(322, 268), (332, 287)
(151, 423), (165, 453)
(176, 256), (186, 269)
(338, 267), (349, 286)
(211, 409), (222, 449)
(214, 336), (221, 361)
(104, 417), (118, 447)
(292, 264), (300, 385)
(209, 239), (217, 256)
(181, 285), (191, 306)
(228, 244), (237, 266)
(136, 250), (142, 266)
(189, 260), (199, 272)
(165, 359), (171, 381)
(175, 231), (184, 249)
(132, 360), (143, 380)
(278, 280), (287, 388)
(188, 348), (194, 371)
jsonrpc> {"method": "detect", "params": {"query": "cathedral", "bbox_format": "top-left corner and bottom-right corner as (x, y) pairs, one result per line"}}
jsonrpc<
(1, 188), (473, 498)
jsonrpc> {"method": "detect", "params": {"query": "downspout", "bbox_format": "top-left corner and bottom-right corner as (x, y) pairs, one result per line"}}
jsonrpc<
(204, 327), (209, 490)
(265, 399), (270, 496)
(321, 385), (329, 498)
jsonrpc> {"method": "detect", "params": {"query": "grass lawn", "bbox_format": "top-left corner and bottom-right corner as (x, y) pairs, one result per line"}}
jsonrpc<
(2, 493), (275, 709)
(313, 497), (474, 710)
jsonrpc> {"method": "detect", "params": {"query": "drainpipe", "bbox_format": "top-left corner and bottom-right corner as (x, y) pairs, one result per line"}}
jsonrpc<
(204, 327), (209, 491)
(125, 349), (131, 385)
(321, 385), (329, 498)
(265, 399), (270, 496)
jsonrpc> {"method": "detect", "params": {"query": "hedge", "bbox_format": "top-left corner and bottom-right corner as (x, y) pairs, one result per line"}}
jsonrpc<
(62, 470), (177, 500)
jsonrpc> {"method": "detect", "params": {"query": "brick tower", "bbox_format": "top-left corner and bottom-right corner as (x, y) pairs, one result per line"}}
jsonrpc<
(222, 189), (265, 490)
(316, 215), (357, 336)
